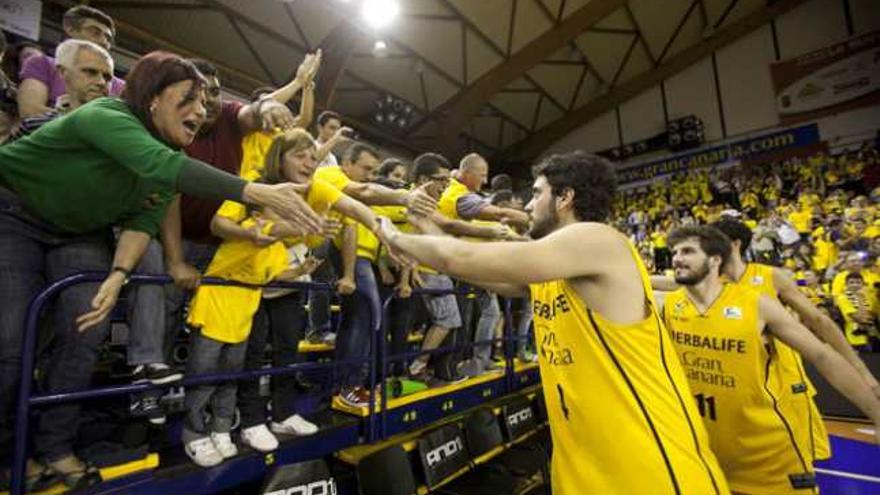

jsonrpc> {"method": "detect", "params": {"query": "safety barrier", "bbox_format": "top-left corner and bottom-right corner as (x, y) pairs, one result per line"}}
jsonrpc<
(9, 272), (535, 495)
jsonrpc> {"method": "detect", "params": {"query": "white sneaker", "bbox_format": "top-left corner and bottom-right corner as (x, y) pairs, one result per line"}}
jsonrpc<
(210, 432), (238, 459)
(240, 424), (278, 452)
(408, 359), (427, 377)
(271, 414), (319, 436)
(185, 437), (223, 467)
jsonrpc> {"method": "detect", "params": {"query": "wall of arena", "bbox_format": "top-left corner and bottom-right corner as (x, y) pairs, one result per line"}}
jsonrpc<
(545, 0), (880, 161)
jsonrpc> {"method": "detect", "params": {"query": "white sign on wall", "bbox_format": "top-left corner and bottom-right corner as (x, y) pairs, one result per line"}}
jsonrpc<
(0, 0), (42, 41)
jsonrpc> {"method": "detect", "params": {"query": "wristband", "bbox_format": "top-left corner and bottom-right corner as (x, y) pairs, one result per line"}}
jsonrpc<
(112, 266), (132, 285)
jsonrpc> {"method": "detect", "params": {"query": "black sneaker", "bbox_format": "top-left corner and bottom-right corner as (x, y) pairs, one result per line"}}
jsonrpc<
(132, 363), (183, 385)
(131, 392), (167, 425)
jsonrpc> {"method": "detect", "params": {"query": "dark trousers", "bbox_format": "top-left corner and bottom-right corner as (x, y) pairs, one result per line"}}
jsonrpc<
(239, 292), (308, 428)
(0, 188), (113, 462)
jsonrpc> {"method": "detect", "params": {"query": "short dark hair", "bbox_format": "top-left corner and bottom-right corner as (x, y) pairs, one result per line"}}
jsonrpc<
(846, 272), (864, 282)
(710, 219), (753, 256)
(668, 226), (732, 271)
(344, 142), (378, 163)
(188, 58), (218, 79)
(377, 158), (407, 179)
(412, 152), (451, 181)
(490, 173), (512, 192)
(63, 5), (115, 37)
(318, 110), (341, 127)
(532, 151), (616, 223)
(123, 51), (206, 146)
(491, 190), (513, 206)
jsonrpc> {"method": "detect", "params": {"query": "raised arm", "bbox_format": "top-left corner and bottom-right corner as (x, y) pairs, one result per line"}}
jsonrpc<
(17, 78), (51, 117)
(761, 295), (880, 442)
(774, 267), (880, 398)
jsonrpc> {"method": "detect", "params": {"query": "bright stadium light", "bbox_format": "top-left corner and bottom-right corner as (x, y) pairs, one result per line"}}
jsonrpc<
(362, 0), (399, 29)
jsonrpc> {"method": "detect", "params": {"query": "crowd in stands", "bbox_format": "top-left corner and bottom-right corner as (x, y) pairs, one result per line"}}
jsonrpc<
(617, 143), (880, 353)
(1, 4), (877, 491)
(0, 6), (534, 488)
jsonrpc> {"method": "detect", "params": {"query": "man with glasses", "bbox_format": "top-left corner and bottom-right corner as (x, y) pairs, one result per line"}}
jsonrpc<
(18, 5), (124, 118)
(402, 153), (520, 383)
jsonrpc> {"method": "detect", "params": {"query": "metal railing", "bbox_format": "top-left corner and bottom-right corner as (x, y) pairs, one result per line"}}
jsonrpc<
(10, 272), (532, 495)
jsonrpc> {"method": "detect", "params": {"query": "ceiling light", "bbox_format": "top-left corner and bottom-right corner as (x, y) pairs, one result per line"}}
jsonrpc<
(372, 40), (388, 57)
(362, 0), (399, 30)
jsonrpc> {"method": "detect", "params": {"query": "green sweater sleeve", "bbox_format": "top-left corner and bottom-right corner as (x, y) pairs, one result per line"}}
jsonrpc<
(176, 158), (247, 202)
(68, 98), (188, 188)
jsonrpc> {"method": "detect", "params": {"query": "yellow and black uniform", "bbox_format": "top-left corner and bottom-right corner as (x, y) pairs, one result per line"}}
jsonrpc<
(664, 284), (817, 494)
(529, 242), (728, 495)
(187, 179), (343, 341)
(733, 263), (831, 462)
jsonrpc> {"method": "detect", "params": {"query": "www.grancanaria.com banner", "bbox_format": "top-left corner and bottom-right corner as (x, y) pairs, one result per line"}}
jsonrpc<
(618, 123), (820, 185)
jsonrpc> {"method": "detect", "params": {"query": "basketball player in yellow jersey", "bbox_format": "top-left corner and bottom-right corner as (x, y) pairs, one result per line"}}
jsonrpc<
(664, 226), (880, 495)
(711, 219), (880, 462)
(380, 151), (729, 495)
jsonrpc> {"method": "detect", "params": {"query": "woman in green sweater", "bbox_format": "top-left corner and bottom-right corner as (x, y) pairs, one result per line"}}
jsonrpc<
(0, 51), (322, 490)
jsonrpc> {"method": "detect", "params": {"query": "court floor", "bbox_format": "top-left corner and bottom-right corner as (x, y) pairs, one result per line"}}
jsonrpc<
(816, 421), (880, 495)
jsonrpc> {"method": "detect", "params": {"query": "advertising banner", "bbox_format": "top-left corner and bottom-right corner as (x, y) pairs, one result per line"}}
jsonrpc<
(771, 30), (880, 124)
(618, 123), (820, 185)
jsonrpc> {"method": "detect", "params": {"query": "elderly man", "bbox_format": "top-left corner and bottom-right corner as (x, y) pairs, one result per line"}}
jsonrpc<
(8, 39), (112, 141)
(17, 5), (124, 117)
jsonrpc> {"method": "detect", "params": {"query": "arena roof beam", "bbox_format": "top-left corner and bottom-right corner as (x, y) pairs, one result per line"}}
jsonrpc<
(501, 0), (809, 164)
(313, 23), (361, 109)
(432, 0), (627, 154)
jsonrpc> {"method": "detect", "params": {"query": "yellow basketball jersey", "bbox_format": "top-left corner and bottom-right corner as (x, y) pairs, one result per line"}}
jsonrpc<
(736, 263), (831, 462)
(529, 241), (728, 495)
(664, 284), (817, 494)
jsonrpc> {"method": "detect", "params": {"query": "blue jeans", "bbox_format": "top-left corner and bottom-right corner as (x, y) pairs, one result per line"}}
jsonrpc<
(126, 239), (166, 366)
(182, 332), (247, 441)
(333, 257), (380, 389)
(0, 189), (113, 462)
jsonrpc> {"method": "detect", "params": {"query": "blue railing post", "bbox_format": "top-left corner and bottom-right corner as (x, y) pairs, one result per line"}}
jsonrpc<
(502, 298), (515, 393)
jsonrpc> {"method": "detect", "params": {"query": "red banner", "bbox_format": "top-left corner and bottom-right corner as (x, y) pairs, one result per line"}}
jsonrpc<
(771, 30), (880, 125)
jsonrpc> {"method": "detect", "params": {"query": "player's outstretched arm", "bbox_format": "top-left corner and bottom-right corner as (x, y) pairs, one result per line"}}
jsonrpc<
(380, 219), (617, 286)
(773, 268), (880, 399)
(761, 295), (880, 443)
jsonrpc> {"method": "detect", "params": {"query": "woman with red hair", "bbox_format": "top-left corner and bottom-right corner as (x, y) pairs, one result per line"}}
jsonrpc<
(0, 51), (322, 490)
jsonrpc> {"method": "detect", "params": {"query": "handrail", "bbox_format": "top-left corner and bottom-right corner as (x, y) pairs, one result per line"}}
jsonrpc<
(10, 273), (351, 495)
(10, 272), (533, 495)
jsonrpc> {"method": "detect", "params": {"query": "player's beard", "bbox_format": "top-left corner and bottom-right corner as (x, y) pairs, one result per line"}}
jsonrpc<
(674, 259), (711, 285)
(528, 204), (558, 240)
